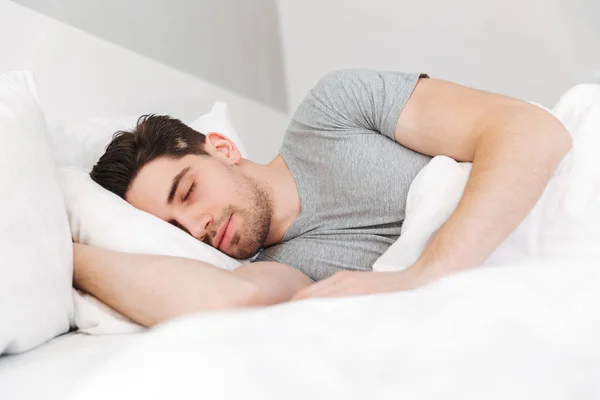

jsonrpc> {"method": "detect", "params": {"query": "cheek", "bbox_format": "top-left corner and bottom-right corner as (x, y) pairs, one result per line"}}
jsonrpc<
(201, 169), (247, 209)
(202, 181), (236, 209)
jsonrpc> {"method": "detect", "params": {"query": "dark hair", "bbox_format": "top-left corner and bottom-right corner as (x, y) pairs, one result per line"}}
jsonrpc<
(90, 114), (208, 199)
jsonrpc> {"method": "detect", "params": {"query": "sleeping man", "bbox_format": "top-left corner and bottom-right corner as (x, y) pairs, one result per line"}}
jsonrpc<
(74, 69), (571, 327)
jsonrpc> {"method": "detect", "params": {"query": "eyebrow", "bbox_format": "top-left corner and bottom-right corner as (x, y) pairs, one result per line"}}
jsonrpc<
(167, 166), (191, 205)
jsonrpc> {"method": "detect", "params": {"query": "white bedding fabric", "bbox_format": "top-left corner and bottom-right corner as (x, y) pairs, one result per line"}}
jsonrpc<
(4, 84), (599, 399)
(0, 332), (141, 400)
(0, 72), (73, 354)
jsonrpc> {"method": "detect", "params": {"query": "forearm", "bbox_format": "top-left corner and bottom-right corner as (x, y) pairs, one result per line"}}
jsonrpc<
(232, 261), (313, 304)
(73, 244), (260, 327)
(414, 105), (571, 279)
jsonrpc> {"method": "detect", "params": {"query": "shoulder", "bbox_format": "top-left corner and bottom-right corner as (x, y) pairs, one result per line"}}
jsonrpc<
(305, 69), (425, 113)
(290, 69), (377, 123)
(310, 69), (374, 95)
(285, 71), (370, 134)
(312, 69), (424, 91)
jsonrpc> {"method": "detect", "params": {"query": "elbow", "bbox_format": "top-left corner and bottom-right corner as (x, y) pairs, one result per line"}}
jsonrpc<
(525, 105), (572, 166)
(557, 125), (572, 157)
(546, 115), (572, 166)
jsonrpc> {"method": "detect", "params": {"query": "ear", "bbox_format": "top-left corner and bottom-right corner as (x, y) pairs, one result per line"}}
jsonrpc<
(204, 132), (242, 164)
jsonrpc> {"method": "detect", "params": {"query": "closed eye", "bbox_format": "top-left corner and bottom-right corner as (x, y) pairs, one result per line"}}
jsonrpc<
(183, 182), (196, 202)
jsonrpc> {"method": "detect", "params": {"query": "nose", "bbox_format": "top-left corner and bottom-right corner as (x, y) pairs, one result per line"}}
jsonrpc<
(177, 212), (213, 242)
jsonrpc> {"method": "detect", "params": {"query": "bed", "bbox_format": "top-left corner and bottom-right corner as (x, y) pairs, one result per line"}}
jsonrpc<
(2, 82), (599, 399)
(2, 2), (600, 396)
(2, 258), (600, 400)
(2, 87), (600, 399)
(0, 332), (141, 399)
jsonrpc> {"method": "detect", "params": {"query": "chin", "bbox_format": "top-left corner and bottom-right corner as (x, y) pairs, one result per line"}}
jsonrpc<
(230, 250), (252, 260)
(230, 245), (260, 260)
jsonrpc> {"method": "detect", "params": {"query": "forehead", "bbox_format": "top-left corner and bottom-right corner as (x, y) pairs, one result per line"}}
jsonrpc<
(126, 155), (196, 217)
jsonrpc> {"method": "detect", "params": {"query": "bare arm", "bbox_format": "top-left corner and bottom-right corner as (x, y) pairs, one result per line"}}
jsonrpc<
(395, 78), (572, 280)
(73, 243), (312, 327)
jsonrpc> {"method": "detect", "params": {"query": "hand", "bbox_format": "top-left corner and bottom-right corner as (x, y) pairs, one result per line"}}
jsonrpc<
(290, 267), (432, 301)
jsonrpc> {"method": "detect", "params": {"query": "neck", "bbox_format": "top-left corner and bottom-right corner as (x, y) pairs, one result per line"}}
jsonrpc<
(239, 155), (301, 247)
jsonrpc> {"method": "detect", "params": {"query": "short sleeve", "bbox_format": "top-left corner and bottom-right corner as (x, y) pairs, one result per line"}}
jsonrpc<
(254, 245), (316, 282)
(296, 69), (428, 140)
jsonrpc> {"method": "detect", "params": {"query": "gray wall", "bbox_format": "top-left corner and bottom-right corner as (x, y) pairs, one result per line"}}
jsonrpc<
(278, 0), (600, 111)
(13, 0), (288, 112)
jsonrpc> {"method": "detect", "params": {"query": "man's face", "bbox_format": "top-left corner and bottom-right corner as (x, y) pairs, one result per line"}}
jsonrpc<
(126, 153), (273, 259)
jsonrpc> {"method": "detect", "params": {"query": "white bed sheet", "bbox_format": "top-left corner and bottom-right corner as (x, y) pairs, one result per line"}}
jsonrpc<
(0, 332), (142, 400)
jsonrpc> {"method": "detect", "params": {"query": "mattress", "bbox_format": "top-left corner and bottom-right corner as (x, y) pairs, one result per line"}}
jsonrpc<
(0, 331), (142, 400)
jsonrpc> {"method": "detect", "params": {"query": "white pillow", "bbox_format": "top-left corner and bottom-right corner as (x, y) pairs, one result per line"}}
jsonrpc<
(189, 102), (249, 157)
(0, 72), (73, 354)
(61, 167), (247, 334)
(373, 156), (537, 272)
(373, 156), (472, 271)
(72, 289), (144, 335)
(47, 101), (248, 170)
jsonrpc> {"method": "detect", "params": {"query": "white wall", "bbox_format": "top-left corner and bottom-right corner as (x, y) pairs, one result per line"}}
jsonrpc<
(12, 0), (288, 111)
(278, 0), (600, 112)
(0, 0), (288, 163)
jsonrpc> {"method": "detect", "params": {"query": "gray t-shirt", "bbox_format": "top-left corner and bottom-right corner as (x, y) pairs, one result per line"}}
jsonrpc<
(255, 69), (432, 281)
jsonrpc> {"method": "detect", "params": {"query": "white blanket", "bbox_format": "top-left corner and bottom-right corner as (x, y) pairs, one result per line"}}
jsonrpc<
(71, 85), (600, 399)
(0, 332), (140, 400)
(72, 260), (600, 400)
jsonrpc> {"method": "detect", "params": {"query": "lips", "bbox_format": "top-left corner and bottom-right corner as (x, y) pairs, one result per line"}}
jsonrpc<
(214, 214), (232, 250)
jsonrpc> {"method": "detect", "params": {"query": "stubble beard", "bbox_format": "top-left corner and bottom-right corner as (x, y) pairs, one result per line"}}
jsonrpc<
(224, 174), (273, 260)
